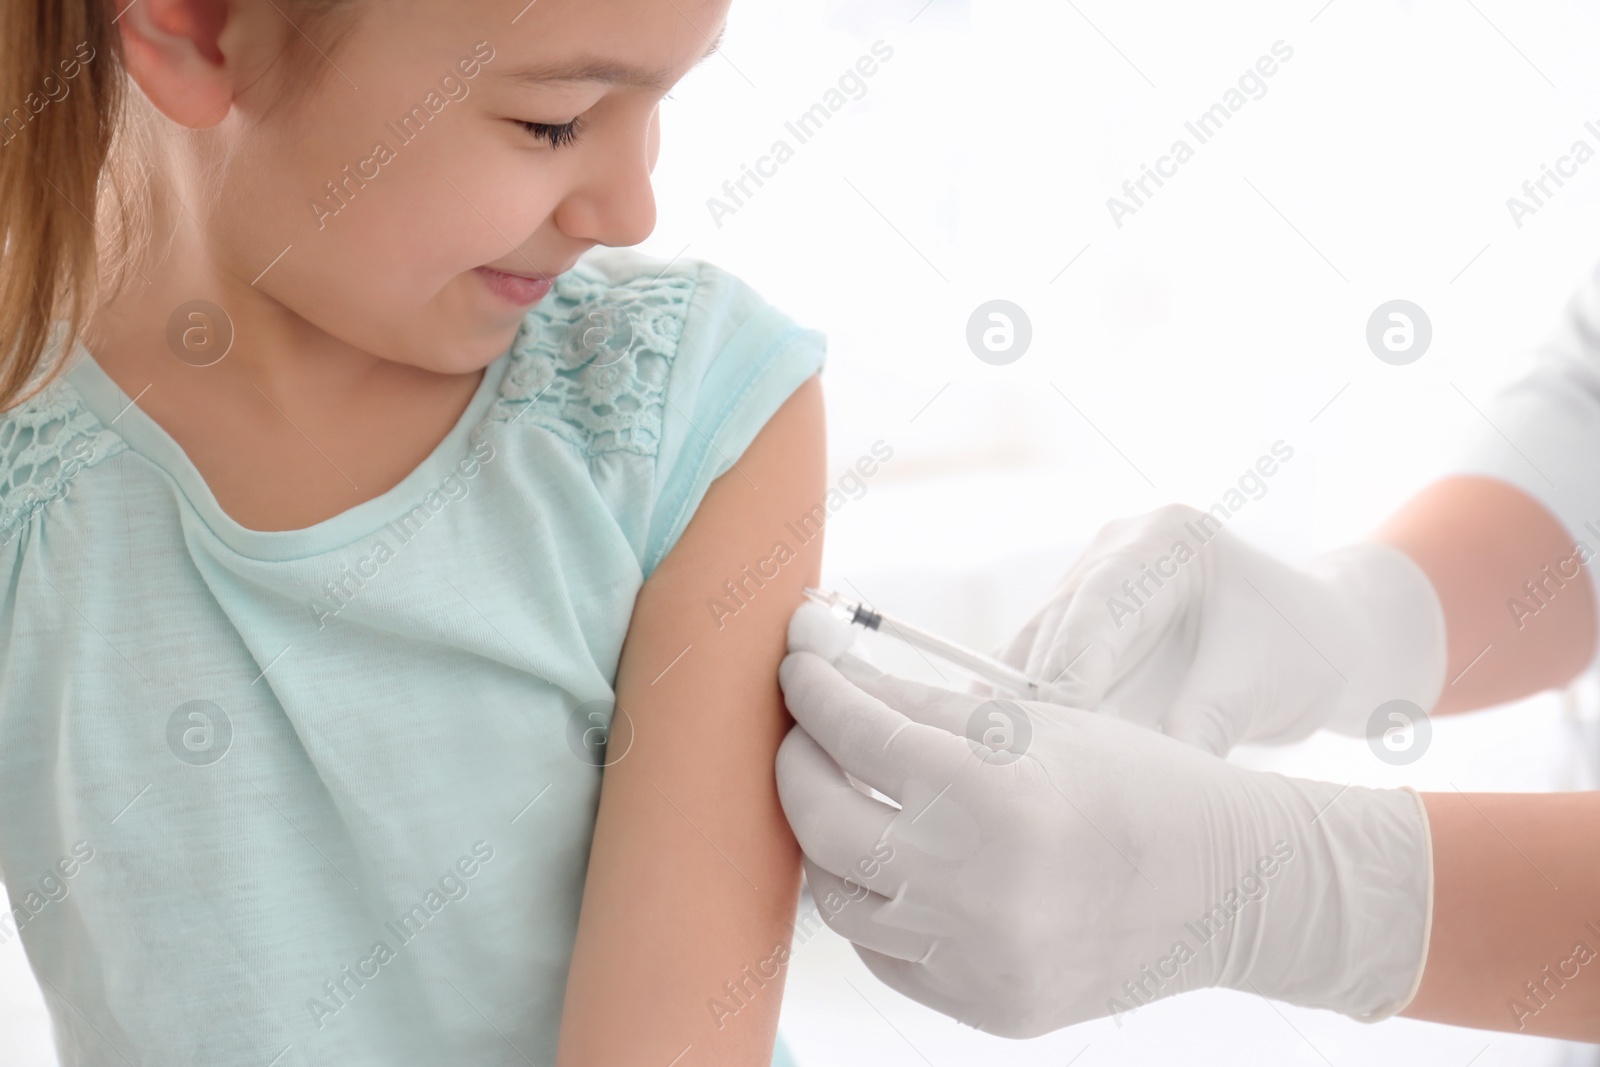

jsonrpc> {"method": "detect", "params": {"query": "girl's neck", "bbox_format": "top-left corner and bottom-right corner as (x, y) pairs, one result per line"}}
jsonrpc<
(88, 178), (394, 411)
(80, 171), (489, 532)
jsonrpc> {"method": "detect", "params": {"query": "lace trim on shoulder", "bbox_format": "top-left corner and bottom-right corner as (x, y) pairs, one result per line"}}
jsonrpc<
(488, 263), (698, 458)
(0, 379), (127, 547)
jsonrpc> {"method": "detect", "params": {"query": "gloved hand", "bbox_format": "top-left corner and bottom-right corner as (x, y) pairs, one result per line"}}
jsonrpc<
(997, 504), (1449, 754)
(776, 602), (1434, 1038)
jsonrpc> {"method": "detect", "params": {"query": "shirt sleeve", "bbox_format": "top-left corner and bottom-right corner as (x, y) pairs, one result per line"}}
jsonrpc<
(643, 262), (826, 576)
(1445, 257), (1600, 611)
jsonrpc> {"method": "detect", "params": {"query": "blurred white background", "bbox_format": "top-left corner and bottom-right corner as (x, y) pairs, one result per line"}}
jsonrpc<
(8, 0), (1600, 1063)
(642, 0), (1600, 1063)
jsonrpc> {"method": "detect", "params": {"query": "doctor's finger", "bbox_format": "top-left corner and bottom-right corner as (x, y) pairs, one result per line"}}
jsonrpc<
(1023, 554), (1190, 703)
(801, 858), (935, 964)
(776, 727), (903, 893)
(838, 664), (984, 736)
(994, 564), (1092, 672)
(994, 516), (1158, 672)
(852, 944), (987, 1033)
(1157, 648), (1247, 756)
(780, 651), (974, 802)
(995, 608), (1045, 671)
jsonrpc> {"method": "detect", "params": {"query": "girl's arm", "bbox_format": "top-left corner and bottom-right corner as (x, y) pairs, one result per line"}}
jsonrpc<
(1404, 790), (1600, 1040)
(1377, 475), (1597, 714)
(1361, 479), (1600, 1037)
(1373, 478), (1600, 1036)
(557, 376), (825, 1066)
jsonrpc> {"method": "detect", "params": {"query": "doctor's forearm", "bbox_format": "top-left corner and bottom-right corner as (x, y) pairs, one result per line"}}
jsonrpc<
(1402, 790), (1600, 1040)
(1376, 476), (1597, 715)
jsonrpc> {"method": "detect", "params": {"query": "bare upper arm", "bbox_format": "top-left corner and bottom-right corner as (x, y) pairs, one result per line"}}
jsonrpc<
(556, 375), (825, 1065)
(1376, 474), (1597, 713)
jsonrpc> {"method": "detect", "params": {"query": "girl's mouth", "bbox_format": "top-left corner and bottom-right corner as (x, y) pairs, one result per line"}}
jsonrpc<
(474, 266), (554, 306)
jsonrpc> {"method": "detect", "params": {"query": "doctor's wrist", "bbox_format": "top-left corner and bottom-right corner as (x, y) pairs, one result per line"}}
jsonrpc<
(1220, 775), (1434, 1020)
(1307, 542), (1449, 736)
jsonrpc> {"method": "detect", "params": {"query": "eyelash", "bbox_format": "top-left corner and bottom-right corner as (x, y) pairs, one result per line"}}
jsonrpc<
(518, 118), (584, 149)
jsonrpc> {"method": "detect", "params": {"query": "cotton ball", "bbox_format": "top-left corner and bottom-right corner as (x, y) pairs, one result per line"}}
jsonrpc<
(788, 600), (858, 662)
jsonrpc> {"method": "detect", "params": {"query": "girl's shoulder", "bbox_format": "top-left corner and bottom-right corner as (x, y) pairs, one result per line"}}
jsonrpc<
(488, 248), (701, 458)
(0, 366), (126, 549)
(488, 248), (827, 575)
(488, 249), (823, 461)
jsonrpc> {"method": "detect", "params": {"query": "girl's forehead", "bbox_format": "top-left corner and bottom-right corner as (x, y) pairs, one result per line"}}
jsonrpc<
(490, 25), (727, 94)
(377, 0), (729, 69)
(307, 0), (729, 110)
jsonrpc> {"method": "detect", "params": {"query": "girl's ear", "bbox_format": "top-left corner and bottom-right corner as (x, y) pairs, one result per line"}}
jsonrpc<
(116, 0), (233, 128)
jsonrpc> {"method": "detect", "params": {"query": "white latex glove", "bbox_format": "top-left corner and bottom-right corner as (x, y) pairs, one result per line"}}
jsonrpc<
(776, 602), (1433, 1039)
(998, 504), (1449, 754)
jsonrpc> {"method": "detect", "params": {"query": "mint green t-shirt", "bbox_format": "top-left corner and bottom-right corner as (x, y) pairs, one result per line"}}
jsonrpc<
(0, 251), (823, 1066)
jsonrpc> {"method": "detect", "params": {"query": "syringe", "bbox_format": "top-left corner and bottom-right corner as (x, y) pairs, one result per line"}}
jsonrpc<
(803, 587), (1065, 702)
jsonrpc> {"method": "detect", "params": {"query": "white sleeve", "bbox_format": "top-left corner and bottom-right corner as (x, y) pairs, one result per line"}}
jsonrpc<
(1447, 259), (1600, 625)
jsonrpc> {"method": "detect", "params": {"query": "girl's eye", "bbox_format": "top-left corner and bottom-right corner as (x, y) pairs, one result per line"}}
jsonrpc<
(518, 118), (583, 149)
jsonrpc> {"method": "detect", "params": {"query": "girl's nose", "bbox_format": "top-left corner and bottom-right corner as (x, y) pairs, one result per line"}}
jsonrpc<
(553, 107), (660, 249)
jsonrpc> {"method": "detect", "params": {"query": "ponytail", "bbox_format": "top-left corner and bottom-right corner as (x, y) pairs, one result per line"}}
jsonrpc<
(0, 3), (366, 414)
(0, 2), (125, 412)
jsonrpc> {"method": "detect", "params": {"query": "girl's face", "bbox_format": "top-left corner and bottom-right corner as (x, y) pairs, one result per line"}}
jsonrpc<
(185, 0), (730, 373)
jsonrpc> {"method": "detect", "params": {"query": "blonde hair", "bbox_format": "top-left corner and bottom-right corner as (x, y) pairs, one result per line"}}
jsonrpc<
(0, 5), (124, 411)
(0, 1), (356, 413)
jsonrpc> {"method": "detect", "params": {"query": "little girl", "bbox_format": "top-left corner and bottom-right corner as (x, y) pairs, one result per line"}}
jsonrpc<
(0, 1), (825, 1064)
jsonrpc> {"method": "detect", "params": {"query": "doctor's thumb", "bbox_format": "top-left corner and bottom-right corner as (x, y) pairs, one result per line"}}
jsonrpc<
(1034, 638), (1117, 712)
(1159, 699), (1235, 758)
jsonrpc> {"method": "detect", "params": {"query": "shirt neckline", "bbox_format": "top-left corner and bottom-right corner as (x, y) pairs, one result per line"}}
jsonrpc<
(62, 338), (512, 562)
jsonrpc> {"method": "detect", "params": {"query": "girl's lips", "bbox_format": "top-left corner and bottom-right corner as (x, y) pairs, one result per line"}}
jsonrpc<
(475, 266), (554, 306)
